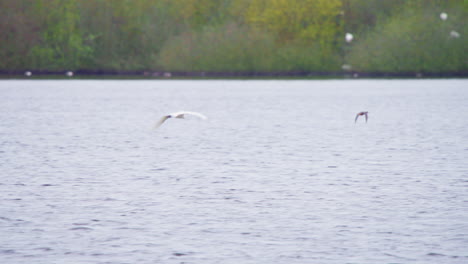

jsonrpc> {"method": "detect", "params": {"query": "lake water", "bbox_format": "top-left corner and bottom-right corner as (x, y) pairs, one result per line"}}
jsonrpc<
(0, 79), (467, 264)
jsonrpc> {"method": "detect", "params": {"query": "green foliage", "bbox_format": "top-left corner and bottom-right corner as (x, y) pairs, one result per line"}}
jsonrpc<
(77, 0), (177, 70)
(245, 0), (343, 51)
(125, 0), (344, 73)
(276, 44), (342, 72)
(157, 23), (277, 72)
(0, 0), (42, 70)
(28, 0), (92, 70)
(347, 3), (467, 73)
(157, 22), (341, 72)
(342, 0), (406, 33)
(163, 0), (231, 29)
(0, 0), (466, 74)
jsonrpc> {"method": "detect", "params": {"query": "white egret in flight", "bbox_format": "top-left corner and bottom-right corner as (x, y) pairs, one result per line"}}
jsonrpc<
(155, 111), (207, 129)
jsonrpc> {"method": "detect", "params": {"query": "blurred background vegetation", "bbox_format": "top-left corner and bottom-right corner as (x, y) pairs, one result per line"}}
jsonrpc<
(0, 0), (466, 74)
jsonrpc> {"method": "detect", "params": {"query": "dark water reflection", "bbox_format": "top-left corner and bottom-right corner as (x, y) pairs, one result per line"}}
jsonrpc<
(1, 79), (467, 263)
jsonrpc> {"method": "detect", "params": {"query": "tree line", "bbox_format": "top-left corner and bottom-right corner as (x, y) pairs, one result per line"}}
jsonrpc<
(0, 0), (466, 75)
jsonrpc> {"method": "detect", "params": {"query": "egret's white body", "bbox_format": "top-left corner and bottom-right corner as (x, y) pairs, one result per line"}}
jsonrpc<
(345, 33), (354, 43)
(450, 30), (460, 38)
(355, 111), (368, 123)
(155, 111), (207, 129)
(440, 12), (448, 20)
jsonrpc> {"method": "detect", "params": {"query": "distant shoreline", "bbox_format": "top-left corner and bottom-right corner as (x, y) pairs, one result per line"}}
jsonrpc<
(1, 70), (467, 79)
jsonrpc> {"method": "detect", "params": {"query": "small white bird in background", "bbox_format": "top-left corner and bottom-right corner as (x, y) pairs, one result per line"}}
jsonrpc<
(345, 33), (354, 43)
(440, 12), (448, 20)
(155, 111), (207, 129)
(355, 111), (368, 123)
(341, 64), (352, 71)
(450, 30), (460, 38)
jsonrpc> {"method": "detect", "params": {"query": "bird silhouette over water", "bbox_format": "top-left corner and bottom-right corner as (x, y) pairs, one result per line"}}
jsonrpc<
(155, 111), (207, 129)
(355, 111), (368, 123)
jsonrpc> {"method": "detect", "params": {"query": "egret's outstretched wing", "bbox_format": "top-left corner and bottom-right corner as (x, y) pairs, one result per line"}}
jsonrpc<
(181, 111), (207, 120)
(155, 115), (170, 129)
(169, 111), (185, 119)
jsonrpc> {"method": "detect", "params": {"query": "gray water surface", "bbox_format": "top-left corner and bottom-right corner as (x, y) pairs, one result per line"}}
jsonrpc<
(1, 79), (467, 264)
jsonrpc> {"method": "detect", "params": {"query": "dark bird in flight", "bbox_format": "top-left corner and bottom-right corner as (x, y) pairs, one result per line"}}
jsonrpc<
(355, 111), (368, 123)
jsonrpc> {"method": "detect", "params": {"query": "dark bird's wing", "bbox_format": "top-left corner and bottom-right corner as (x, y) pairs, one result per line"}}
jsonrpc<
(365, 113), (368, 122)
(355, 113), (359, 123)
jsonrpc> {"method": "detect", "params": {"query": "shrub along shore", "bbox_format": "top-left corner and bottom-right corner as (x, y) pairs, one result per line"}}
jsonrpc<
(2, 70), (465, 79)
(1, 0), (466, 76)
